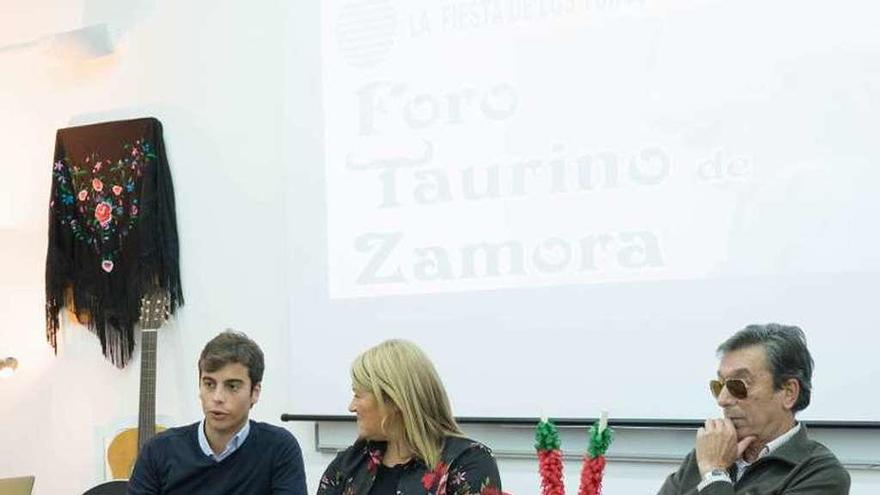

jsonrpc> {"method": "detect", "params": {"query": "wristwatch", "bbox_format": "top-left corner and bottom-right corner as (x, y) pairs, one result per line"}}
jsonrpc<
(699, 468), (732, 489)
(705, 469), (728, 479)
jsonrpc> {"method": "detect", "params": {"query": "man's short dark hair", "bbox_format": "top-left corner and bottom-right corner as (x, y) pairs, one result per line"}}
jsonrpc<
(717, 323), (814, 413)
(198, 329), (265, 390)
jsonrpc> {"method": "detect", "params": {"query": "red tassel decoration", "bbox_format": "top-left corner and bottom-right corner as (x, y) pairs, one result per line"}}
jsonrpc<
(535, 418), (565, 495)
(577, 420), (613, 495)
(578, 455), (606, 495)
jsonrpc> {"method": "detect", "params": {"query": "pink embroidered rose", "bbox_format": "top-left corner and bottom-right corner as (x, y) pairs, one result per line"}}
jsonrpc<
(131, 204), (139, 216)
(78, 190), (88, 201)
(101, 260), (114, 273)
(94, 202), (113, 226)
(112, 185), (123, 196)
(92, 178), (104, 192)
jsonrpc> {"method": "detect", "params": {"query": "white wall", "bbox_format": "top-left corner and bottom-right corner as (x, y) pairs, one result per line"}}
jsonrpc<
(0, 1), (878, 494)
(0, 1), (297, 493)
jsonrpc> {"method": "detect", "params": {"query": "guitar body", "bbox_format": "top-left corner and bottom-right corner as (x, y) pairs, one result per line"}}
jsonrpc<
(107, 425), (166, 479)
(101, 293), (169, 480)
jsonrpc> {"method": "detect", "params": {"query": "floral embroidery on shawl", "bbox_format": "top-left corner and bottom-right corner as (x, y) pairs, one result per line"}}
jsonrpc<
(50, 140), (154, 272)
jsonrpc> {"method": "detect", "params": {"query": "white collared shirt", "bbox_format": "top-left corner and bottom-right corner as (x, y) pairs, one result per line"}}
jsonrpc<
(732, 422), (801, 480)
(698, 422), (801, 491)
(198, 418), (251, 462)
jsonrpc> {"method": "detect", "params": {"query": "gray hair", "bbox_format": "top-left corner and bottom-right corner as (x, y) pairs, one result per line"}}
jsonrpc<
(717, 323), (814, 413)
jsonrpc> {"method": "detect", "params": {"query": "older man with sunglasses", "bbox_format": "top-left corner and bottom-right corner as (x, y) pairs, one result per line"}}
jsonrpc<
(658, 323), (850, 494)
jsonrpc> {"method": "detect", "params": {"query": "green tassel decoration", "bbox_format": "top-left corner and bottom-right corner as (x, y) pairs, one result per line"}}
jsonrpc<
(586, 422), (613, 458)
(535, 419), (562, 450)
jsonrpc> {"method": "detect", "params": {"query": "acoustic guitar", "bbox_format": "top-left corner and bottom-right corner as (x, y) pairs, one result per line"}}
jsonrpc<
(106, 293), (169, 479)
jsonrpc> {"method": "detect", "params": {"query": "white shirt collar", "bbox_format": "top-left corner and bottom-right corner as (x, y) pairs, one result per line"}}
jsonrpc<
(734, 422), (801, 479)
(198, 418), (251, 462)
(763, 421), (801, 455)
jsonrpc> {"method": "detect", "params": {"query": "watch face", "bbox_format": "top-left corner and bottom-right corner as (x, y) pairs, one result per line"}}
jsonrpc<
(704, 468), (729, 481)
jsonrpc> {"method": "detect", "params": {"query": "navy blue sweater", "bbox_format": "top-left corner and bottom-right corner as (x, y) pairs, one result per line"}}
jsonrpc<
(127, 420), (307, 495)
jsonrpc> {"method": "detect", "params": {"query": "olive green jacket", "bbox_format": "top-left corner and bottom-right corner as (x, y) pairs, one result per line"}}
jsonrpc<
(657, 426), (850, 495)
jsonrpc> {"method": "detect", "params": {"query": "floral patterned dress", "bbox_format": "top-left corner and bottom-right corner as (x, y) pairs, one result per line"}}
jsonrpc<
(317, 436), (505, 495)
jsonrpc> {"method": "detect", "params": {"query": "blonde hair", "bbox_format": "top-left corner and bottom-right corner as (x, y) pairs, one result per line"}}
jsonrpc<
(351, 339), (463, 468)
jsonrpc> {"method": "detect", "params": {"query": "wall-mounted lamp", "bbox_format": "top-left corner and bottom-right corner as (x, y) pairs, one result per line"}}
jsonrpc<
(0, 357), (18, 378)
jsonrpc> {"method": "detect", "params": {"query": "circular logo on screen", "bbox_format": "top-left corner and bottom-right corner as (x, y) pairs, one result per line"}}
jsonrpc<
(336, 0), (398, 69)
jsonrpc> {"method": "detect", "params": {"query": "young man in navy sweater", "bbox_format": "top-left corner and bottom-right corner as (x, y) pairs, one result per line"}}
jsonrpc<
(128, 330), (307, 494)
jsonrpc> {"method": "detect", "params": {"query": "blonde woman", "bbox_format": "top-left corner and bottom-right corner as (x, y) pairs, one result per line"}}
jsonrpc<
(317, 340), (504, 495)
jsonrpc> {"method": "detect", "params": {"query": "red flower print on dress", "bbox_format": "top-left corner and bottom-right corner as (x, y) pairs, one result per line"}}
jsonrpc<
(477, 477), (511, 495)
(78, 190), (88, 201)
(437, 469), (450, 494)
(422, 471), (437, 491)
(422, 462), (449, 494)
(366, 449), (383, 475)
(112, 185), (123, 196)
(92, 178), (104, 192)
(94, 202), (113, 227)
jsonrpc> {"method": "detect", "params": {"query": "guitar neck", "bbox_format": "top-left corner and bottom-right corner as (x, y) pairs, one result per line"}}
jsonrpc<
(137, 328), (158, 451)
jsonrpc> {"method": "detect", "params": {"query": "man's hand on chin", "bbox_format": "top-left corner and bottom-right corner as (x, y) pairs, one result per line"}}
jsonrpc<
(695, 418), (756, 476)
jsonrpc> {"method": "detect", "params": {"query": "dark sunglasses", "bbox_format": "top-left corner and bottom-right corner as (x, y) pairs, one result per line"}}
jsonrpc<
(709, 378), (748, 399)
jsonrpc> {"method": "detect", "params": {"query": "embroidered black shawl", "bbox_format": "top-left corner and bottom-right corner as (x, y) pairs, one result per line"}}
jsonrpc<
(45, 117), (183, 367)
